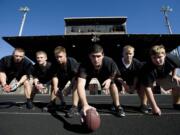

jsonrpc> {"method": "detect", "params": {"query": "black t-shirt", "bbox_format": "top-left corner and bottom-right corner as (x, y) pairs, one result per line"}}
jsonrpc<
(117, 58), (143, 85)
(78, 56), (119, 84)
(0, 55), (33, 81)
(140, 57), (178, 87)
(32, 62), (53, 84)
(52, 57), (79, 88)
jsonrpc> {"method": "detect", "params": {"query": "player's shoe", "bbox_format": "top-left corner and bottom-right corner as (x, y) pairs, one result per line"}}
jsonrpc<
(140, 104), (151, 114)
(43, 101), (56, 112)
(115, 106), (126, 117)
(26, 99), (33, 109)
(66, 105), (79, 118)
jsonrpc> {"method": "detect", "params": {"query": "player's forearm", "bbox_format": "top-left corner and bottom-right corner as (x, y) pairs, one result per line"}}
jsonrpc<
(77, 78), (88, 106)
(145, 87), (158, 110)
(0, 72), (7, 86)
(52, 77), (59, 90)
(78, 88), (88, 106)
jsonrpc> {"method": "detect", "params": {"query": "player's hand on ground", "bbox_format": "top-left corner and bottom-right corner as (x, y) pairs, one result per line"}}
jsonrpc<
(82, 104), (96, 116)
(81, 104), (97, 123)
(152, 106), (161, 116)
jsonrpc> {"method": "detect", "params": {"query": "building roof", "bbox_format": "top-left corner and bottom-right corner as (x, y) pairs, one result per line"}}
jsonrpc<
(64, 16), (127, 25)
(3, 34), (180, 62)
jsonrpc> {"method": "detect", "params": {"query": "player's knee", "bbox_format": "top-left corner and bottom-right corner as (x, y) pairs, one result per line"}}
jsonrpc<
(110, 83), (118, 92)
(24, 80), (31, 88)
(111, 83), (118, 88)
(54, 89), (59, 95)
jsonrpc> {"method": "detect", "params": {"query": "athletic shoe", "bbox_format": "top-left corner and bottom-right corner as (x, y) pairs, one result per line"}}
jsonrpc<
(115, 106), (126, 117)
(57, 101), (67, 110)
(140, 104), (150, 114)
(26, 100), (33, 109)
(42, 101), (56, 112)
(66, 106), (79, 118)
(110, 102), (115, 111)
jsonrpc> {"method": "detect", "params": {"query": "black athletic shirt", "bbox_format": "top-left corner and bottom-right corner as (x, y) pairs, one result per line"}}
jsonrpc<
(32, 62), (53, 84)
(117, 58), (143, 85)
(0, 55), (33, 81)
(52, 57), (79, 88)
(78, 56), (119, 84)
(140, 57), (178, 87)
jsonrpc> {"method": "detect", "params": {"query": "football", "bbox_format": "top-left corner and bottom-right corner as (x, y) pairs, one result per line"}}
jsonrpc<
(84, 108), (101, 131)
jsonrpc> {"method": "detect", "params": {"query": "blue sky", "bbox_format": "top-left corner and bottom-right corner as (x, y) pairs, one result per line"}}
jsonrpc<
(0, 0), (180, 58)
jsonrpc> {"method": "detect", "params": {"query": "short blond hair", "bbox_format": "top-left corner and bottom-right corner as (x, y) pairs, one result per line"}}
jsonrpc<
(54, 46), (66, 56)
(123, 45), (135, 53)
(150, 45), (166, 56)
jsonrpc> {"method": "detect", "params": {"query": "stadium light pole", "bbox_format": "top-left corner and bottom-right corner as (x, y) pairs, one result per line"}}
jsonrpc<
(18, 6), (34, 64)
(160, 5), (173, 34)
(18, 6), (30, 36)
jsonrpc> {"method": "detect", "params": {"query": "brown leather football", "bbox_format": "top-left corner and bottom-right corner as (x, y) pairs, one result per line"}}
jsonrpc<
(84, 108), (101, 131)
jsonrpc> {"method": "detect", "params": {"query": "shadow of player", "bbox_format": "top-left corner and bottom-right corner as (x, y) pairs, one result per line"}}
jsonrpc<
(0, 102), (24, 109)
(51, 111), (92, 133)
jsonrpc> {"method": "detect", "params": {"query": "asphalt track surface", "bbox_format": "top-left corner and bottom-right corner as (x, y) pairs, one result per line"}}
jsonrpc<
(0, 94), (179, 135)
